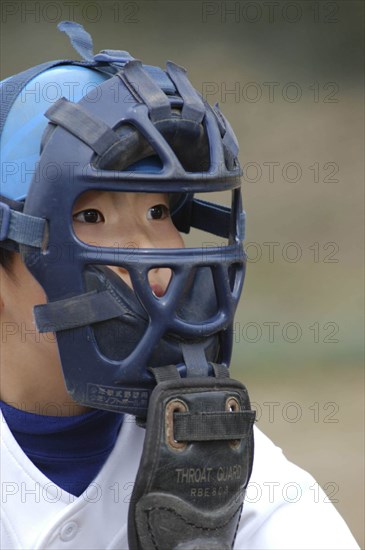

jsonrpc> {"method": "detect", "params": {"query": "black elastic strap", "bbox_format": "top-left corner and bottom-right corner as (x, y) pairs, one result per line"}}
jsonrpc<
(45, 97), (120, 156)
(211, 363), (230, 378)
(166, 61), (205, 123)
(143, 65), (176, 95)
(181, 342), (210, 378)
(122, 60), (171, 122)
(34, 290), (128, 332)
(150, 365), (181, 383)
(213, 103), (239, 159)
(174, 410), (255, 441)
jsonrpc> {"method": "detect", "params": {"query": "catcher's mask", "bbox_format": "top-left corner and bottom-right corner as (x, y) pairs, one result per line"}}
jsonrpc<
(0, 22), (246, 416)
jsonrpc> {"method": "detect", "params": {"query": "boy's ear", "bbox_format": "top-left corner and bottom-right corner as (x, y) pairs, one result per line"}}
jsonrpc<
(0, 281), (4, 310)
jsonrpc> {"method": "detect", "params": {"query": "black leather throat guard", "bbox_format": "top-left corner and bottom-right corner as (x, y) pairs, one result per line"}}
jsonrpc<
(128, 367), (255, 550)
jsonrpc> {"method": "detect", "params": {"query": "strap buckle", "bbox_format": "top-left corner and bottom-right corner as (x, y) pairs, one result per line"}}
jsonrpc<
(0, 202), (11, 241)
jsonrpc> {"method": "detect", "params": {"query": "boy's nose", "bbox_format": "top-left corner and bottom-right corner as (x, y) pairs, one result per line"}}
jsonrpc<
(148, 267), (172, 297)
(113, 265), (172, 297)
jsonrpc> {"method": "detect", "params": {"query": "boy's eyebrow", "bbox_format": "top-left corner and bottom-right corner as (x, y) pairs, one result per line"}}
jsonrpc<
(72, 191), (107, 209)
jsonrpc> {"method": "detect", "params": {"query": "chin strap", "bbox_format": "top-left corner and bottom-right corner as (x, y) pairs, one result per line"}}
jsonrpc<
(128, 365), (255, 550)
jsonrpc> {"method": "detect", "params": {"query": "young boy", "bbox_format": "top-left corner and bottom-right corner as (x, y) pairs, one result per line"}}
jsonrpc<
(0, 21), (359, 550)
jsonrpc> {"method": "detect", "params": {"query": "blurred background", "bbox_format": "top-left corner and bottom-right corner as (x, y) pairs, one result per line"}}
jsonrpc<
(1, 1), (363, 546)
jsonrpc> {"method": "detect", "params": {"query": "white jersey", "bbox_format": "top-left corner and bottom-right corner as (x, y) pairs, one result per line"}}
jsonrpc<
(0, 410), (359, 550)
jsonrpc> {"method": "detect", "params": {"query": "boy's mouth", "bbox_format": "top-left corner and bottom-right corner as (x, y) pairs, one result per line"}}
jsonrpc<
(150, 283), (165, 298)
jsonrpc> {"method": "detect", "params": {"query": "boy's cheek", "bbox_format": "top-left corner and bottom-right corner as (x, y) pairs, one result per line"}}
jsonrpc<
(2, 257), (47, 310)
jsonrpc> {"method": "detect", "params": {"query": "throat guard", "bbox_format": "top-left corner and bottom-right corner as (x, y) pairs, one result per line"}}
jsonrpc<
(128, 369), (255, 550)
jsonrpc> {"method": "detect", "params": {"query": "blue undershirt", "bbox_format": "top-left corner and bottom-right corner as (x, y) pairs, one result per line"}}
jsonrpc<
(0, 400), (124, 497)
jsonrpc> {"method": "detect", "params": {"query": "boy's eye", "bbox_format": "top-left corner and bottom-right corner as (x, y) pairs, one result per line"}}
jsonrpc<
(147, 204), (170, 221)
(73, 209), (104, 224)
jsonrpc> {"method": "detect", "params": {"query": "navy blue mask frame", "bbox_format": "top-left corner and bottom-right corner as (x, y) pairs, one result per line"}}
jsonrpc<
(19, 64), (246, 416)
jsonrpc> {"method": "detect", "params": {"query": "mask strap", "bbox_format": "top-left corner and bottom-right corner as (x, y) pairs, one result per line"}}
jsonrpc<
(122, 60), (172, 122)
(57, 21), (94, 61)
(0, 201), (46, 249)
(181, 342), (211, 378)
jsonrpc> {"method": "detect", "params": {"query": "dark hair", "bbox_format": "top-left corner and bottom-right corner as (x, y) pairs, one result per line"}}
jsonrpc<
(0, 248), (15, 272)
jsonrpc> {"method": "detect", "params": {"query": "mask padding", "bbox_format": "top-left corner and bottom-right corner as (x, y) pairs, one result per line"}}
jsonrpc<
(94, 109), (210, 173)
(84, 266), (220, 365)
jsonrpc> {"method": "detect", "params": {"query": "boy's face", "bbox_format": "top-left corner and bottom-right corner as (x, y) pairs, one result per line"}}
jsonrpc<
(72, 190), (184, 295)
(0, 191), (184, 413)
